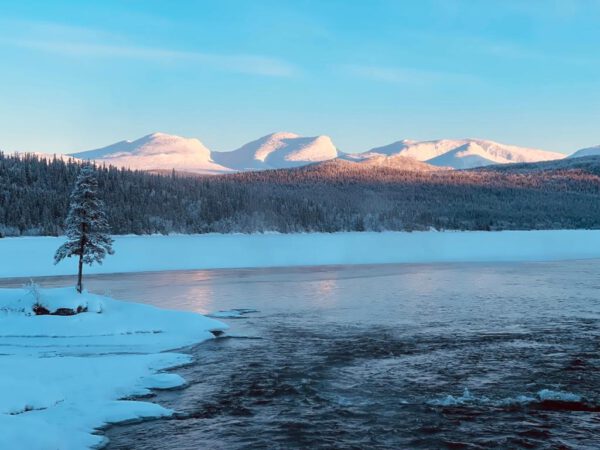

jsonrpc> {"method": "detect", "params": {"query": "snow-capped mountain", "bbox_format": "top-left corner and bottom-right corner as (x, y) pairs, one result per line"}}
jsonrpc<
(360, 138), (565, 169)
(425, 143), (501, 169)
(212, 132), (339, 170)
(365, 139), (463, 161)
(70, 132), (232, 175)
(66, 132), (572, 174)
(72, 132), (340, 173)
(568, 145), (600, 159)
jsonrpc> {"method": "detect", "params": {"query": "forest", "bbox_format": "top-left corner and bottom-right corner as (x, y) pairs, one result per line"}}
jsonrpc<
(2, 152), (600, 236)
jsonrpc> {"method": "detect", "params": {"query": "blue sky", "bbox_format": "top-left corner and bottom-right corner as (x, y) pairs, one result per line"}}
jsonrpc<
(0, 0), (599, 154)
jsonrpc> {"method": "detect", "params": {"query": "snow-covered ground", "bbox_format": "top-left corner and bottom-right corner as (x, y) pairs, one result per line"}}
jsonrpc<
(2, 230), (600, 278)
(0, 286), (227, 449)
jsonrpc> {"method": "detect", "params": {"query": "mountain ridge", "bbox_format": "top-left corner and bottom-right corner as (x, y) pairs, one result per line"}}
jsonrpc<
(357, 138), (567, 169)
(71, 132), (232, 175)
(62, 132), (596, 174)
(211, 132), (339, 170)
(568, 145), (600, 159)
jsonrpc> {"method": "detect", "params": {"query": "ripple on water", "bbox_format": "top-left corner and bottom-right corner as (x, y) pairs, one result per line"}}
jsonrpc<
(92, 262), (600, 449)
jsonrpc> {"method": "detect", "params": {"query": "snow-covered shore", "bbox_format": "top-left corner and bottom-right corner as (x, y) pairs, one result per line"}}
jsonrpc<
(0, 287), (227, 449)
(2, 230), (600, 278)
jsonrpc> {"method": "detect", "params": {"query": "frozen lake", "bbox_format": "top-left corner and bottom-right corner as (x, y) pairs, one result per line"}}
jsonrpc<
(6, 261), (600, 448)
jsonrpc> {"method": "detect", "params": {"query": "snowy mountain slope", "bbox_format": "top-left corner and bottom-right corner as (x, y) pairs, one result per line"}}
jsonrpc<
(362, 138), (565, 169)
(212, 132), (339, 170)
(462, 139), (565, 164)
(64, 132), (572, 173)
(568, 145), (600, 159)
(474, 154), (600, 174)
(426, 143), (498, 169)
(71, 132), (233, 175)
(335, 154), (444, 171)
(366, 139), (463, 161)
(212, 132), (300, 170)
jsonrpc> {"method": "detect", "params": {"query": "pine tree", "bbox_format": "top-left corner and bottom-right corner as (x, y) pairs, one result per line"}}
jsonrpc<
(54, 165), (114, 293)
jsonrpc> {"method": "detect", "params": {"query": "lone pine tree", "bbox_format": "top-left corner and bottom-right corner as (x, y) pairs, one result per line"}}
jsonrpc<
(54, 165), (114, 293)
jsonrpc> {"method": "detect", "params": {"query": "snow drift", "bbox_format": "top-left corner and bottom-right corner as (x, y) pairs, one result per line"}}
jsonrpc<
(0, 286), (227, 449)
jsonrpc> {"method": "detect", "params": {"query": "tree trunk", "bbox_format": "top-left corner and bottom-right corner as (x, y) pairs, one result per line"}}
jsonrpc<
(77, 223), (85, 293)
(77, 253), (83, 293)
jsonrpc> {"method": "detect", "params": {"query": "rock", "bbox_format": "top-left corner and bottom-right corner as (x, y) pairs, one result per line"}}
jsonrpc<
(53, 308), (77, 316)
(53, 306), (88, 316)
(32, 305), (88, 316)
(32, 304), (50, 315)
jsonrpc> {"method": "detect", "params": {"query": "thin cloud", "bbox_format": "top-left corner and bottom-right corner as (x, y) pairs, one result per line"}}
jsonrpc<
(6, 38), (296, 77)
(475, 40), (597, 66)
(0, 19), (297, 77)
(384, 26), (599, 67)
(341, 64), (476, 85)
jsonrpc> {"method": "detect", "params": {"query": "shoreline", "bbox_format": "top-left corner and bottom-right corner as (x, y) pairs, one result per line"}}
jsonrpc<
(1, 257), (599, 286)
(0, 287), (228, 450)
(2, 230), (600, 278)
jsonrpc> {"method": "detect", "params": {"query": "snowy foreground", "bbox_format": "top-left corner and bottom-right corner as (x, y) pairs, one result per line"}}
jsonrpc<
(0, 287), (227, 449)
(2, 230), (600, 278)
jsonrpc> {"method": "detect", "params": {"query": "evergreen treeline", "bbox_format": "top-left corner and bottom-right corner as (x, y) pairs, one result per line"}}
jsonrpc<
(2, 152), (600, 236)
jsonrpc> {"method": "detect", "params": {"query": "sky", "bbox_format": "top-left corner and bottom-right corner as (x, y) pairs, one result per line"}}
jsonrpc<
(0, 0), (599, 155)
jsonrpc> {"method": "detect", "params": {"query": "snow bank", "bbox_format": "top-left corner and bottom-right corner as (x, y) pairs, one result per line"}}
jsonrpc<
(2, 230), (600, 278)
(0, 287), (227, 449)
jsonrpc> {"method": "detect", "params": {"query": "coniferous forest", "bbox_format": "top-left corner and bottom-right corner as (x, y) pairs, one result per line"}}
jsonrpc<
(2, 152), (600, 236)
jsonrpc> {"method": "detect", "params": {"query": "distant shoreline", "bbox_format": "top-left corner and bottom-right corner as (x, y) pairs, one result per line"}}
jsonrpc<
(2, 230), (600, 279)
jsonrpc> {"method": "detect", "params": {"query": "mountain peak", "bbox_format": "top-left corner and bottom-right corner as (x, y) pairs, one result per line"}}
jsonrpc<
(70, 133), (231, 175)
(568, 144), (600, 159)
(138, 132), (193, 144)
(362, 138), (565, 169)
(65, 132), (576, 174)
(145, 131), (168, 138)
(212, 132), (338, 170)
(264, 131), (300, 140)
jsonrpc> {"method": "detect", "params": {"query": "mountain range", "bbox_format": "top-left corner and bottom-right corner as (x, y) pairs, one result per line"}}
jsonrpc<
(50, 132), (599, 174)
